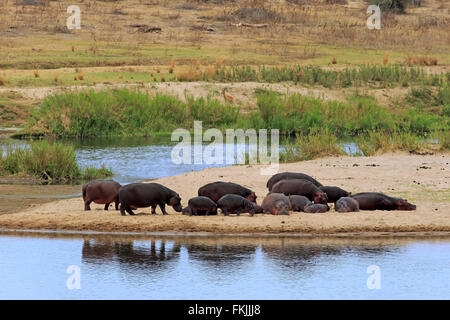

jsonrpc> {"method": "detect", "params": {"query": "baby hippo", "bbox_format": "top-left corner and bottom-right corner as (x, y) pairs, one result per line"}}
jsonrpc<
(82, 180), (121, 211)
(187, 196), (217, 216)
(335, 197), (360, 212)
(304, 203), (329, 214)
(261, 193), (291, 215)
(319, 186), (350, 203)
(217, 194), (261, 216)
(288, 195), (311, 212)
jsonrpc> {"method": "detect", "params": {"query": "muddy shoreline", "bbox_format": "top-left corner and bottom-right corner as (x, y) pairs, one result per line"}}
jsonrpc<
(0, 152), (448, 235)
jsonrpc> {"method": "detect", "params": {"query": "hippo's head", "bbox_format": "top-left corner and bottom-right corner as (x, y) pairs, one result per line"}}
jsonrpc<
(169, 194), (182, 212)
(396, 199), (416, 211)
(253, 204), (264, 214)
(246, 192), (257, 203)
(273, 200), (289, 215)
(313, 191), (328, 205)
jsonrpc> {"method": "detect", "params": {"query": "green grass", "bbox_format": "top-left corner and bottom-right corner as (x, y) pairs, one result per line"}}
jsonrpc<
(202, 65), (447, 88)
(0, 141), (112, 183)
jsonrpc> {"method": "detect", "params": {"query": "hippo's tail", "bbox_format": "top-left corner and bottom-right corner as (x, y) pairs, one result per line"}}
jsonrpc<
(82, 185), (87, 200)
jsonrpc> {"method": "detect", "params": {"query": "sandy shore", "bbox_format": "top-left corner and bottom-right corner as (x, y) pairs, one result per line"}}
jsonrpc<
(0, 152), (448, 235)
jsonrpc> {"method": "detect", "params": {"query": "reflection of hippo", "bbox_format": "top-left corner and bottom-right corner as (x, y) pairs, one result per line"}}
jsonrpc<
(288, 195), (311, 212)
(266, 172), (322, 191)
(304, 203), (329, 213)
(217, 194), (259, 216)
(335, 197), (360, 212)
(271, 179), (328, 204)
(82, 240), (181, 273)
(198, 181), (257, 203)
(82, 180), (121, 211)
(262, 193), (291, 215)
(118, 183), (182, 216)
(351, 192), (416, 211)
(319, 186), (350, 203)
(187, 196), (217, 216)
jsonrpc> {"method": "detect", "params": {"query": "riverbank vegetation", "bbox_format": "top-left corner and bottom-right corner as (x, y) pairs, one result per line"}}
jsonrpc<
(0, 141), (112, 183)
(19, 86), (449, 161)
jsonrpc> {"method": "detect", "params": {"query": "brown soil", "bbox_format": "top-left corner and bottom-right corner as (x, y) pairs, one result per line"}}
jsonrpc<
(0, 152), (448, 235)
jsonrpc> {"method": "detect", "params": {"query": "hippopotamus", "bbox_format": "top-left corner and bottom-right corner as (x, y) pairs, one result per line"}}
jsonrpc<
(261, 193), (291, 215)
(271, 179), (328, 204)
(304, 203), (329, 213)
(351, 192), (416, 211)
(82, 180), (121, 211)
(288, 195), (311, 212)
(335, 197), (359, 212)
(319, 186), (350, 203)
(266, 172), (322, 191)
(118, 183), (182, 216)
(187, 196), (217, 216)
(198, 181), (257, 203)
(217, 194), (261, 216)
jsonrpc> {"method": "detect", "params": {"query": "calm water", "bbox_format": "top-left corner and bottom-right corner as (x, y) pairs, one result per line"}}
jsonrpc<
(0, 233), (449, 300)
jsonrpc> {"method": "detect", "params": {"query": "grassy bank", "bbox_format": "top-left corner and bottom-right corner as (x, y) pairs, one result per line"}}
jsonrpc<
(20, 87), (449, 161)
(0, 141), (112, 183)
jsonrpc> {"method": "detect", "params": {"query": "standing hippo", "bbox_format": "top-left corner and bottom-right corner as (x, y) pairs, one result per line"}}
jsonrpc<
(217, 194), (259, 216)
(118, 183), (182, 216)
(187, 196), (217, 216)
(335, 197), (359, 212)
(261, 193), (291, 215)
(288, 195), (311, 212)
(198, 182), (257, 203)
(266, 172), (322, 191)
(319, 186), (350, 203)
(271, 179), (328, 205)
(82, 180), (121, 211)
(304, 203), (329, 213)
(351, 192), (416, 211)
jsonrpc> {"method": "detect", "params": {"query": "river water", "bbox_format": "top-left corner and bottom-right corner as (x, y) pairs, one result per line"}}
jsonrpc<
(0, 232), (449, 300)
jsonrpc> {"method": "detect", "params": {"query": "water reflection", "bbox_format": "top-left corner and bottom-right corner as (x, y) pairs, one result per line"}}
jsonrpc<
(1, 232), (449, 299)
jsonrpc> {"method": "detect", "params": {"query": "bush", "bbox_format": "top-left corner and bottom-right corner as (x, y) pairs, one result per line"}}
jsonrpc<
(0, 141), (112, 183)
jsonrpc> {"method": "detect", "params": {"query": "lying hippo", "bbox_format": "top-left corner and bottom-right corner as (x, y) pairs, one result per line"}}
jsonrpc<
(319, 186), (350, 203)
(304, 203), (329, 213)
(288, 195), (311, 212)
(198, 181), (257, 203)
(351, 192), (416, 211)
(271, 179), (328, 204)
(266, 172), (322, 191)
(217, 194), (262, 216)
(335, 197), (359, 212)
(82, 180), (121, 211)
(118, 183), (182, 216)
(187, 196), (217, 216)
(262, 193), (291, 215)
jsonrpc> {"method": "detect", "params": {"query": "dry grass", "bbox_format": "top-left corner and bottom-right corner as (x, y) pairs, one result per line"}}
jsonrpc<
(405, 56), (438, 66)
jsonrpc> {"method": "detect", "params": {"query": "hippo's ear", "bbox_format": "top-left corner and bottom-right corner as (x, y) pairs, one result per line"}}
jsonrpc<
(348, 192), (352, 195)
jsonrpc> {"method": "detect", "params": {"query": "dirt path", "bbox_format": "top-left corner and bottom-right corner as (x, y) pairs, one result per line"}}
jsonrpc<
(0, 152), (448, 235)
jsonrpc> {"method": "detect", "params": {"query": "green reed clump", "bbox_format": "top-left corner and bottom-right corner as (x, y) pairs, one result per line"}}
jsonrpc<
(24, 89), (240, 137)
(0, 141), (112, 183)
(202, 65), (446, 88)
(280, 129), (345, 162)
(355, 131), (425, 156)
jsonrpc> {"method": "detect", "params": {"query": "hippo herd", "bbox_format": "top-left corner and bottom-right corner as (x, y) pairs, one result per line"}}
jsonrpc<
(82, 171), (416, 216)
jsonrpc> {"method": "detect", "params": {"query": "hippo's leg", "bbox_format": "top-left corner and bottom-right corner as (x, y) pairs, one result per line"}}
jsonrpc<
(125, 207), (135, 215)
(104, 203), (110, 211)
(84, 200), (92, 211)
(159, 202), (168, 215)
(114, 200), (119, 211)
(151, 205), (157, 214)
(120, 205), (126, 216)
